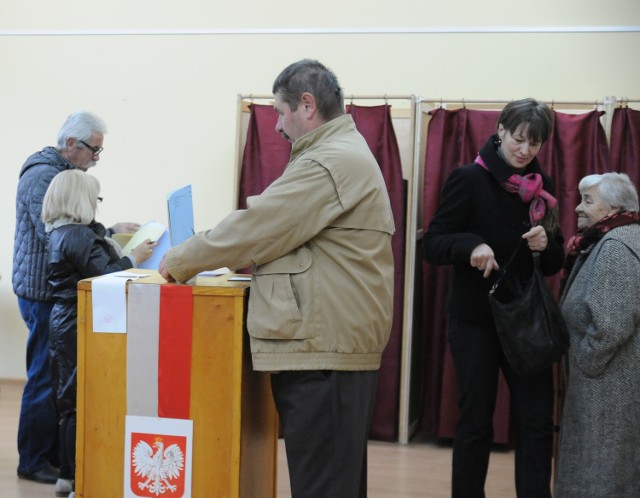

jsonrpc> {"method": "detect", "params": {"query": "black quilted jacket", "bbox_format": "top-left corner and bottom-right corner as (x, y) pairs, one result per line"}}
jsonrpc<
(12, 147), (74, 301)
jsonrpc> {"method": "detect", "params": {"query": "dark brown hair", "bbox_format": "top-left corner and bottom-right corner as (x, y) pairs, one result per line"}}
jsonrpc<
(498, 98), (554, 145)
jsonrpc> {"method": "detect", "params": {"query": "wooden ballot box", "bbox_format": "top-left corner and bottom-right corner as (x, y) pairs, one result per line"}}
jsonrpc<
(75, 271), (278, 498)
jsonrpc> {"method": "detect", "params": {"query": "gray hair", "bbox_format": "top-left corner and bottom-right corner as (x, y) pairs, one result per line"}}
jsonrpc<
(56, 111), (107, 150)
(579, 172), (639, 213)
(272, 59), (344, 121)
(42, 169), (100, 226)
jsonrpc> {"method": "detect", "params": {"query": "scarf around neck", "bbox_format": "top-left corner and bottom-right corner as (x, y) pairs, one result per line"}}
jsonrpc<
(560, 210), (639, 288)
(566, 210), (640, 257)
(474, 153), (557, 225)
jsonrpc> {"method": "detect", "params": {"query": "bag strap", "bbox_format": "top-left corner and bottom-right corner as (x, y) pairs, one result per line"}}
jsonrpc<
(501, 238), (524, 274)
(489, 239), (538, 296)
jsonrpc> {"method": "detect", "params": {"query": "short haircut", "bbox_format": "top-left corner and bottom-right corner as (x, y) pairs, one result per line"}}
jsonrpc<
(579, 172), (639, 212)
(498, 98), (554, 145)
(272, 59), (344, 121)
(56, 111), (107, 149)
(42, 169), (100, 226)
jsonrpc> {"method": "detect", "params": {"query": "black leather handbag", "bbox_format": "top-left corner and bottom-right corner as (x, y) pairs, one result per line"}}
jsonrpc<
(488, 243), (569, 377)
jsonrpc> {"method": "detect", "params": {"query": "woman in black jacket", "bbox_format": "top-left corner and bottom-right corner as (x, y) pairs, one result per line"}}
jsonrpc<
(41, 169), (155, 497)
(423, 98), (564, 498)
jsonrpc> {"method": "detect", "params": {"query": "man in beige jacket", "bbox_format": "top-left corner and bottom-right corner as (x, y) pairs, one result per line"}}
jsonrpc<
(160, 59), (394, 497)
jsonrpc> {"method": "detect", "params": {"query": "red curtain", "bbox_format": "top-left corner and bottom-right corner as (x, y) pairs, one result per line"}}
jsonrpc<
(537, 111), (609, 254)
(420, 107), (609, 442)
(610, 107), (640, 189)
(348, 104), (406, 441)
(238, 104), (291, 208)
(239, 103), (406, 441)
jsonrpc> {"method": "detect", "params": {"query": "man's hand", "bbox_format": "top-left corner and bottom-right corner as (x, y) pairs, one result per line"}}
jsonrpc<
(111, 222), (140, 234)
(158, 255), (176, 282)
(522, 225), (548, 252)
(470, 243), (500, 278)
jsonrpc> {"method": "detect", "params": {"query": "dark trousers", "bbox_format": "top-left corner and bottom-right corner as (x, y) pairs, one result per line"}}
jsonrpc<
(17, 297), (58, 474)
(448, 317), (553, 498)
(59, 411), (76, 481)
(271, 370), (378, 498)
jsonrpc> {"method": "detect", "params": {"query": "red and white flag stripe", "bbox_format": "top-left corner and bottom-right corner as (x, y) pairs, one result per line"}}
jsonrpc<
(126, 284), (193, 420)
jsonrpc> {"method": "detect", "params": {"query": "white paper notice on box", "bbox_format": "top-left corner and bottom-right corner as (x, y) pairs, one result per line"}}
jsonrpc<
(92, 271), (148, 333)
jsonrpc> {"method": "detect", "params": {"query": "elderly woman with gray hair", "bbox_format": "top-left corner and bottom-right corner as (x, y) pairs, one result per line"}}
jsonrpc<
(555, 172), (640, 497)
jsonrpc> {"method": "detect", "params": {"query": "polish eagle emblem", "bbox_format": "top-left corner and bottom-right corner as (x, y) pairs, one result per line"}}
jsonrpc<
(132, 436), (185, 495)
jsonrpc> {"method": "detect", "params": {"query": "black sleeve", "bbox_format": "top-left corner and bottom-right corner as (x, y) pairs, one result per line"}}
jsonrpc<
(64, 231), (133, 278)
(423, 167), (485, 266)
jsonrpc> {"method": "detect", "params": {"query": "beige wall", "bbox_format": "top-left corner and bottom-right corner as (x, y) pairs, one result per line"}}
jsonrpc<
(1, 0), (639, 378)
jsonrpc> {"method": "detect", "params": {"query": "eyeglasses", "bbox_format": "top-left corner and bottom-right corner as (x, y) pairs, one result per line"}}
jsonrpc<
(79, 140), (104, 156)
(97, 196), (103, 203)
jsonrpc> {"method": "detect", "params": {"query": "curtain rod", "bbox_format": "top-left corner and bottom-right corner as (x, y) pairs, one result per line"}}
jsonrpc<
(425, 98), (604, 106)
(238, 95), (640, 107)
(238, 94), (415, 101)
(616, 98), (640, 105)
(424, 98), (640, 107)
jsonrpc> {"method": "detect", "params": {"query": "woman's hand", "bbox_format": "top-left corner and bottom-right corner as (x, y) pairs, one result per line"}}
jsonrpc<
(522, 225), (548, 252)
(131, 239), (157, 265)
(470, 243), (500, 278)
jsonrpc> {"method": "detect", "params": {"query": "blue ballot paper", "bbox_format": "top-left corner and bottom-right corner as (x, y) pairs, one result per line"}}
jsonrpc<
(167, 185), (195, 246)
(117, 185), (195, 271)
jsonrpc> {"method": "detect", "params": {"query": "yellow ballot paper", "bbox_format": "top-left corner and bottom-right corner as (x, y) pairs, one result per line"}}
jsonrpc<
(121, 221), (167, 256)
(121, 221), (171, 271)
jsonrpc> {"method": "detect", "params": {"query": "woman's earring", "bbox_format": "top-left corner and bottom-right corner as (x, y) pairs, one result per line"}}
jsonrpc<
(495, 136), (502, 145)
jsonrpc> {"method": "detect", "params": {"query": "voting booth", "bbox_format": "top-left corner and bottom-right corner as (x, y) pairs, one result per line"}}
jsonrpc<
(75, 270), (278, 498)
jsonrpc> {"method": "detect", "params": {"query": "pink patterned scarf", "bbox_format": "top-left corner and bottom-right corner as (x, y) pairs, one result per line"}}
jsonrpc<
(475, 154), (557, 225)
(566, 210), (639, 257)
(561, 210), (640, 286)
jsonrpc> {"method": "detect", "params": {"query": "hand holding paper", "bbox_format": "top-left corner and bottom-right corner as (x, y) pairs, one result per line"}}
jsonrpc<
(121, 222), (166, 255)
(130, 239), (158, 266)
(122, 221), (171, 270)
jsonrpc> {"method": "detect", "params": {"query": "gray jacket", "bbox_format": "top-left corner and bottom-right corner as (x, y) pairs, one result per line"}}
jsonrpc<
(13, 147), (74, 301)
(556, 224), (640, 497)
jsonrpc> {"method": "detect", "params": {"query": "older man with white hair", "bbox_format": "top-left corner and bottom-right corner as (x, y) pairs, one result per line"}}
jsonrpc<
(12, 111), (137, 493)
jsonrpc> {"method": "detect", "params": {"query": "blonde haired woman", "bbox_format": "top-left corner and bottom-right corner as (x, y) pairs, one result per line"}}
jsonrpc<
(41, 169), (155, 497)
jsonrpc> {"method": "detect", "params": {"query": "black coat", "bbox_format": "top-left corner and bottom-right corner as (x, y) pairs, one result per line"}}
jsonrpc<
(423, 135), (564, 326)
(47, 222), (133, 413)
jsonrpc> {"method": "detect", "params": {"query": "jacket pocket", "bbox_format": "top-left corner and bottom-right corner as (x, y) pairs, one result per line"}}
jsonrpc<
(248, 247), (314, 340)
